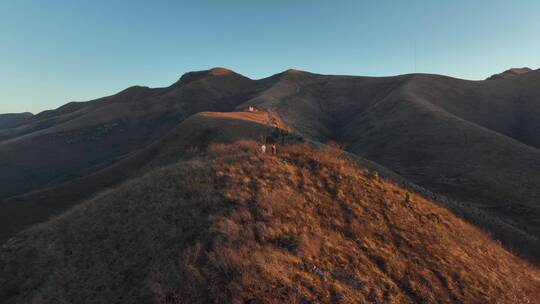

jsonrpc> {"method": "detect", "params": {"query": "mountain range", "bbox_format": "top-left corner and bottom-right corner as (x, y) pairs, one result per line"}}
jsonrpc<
(1, 67), (540, 302)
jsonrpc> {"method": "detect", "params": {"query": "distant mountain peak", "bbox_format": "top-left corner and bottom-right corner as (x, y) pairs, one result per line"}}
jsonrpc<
(208, 67), (233, 76)
(272, 69), (317, 79)
(486, 67), (532, 80)
(284, 69), (305, 75)
(175, 67), (239, 86)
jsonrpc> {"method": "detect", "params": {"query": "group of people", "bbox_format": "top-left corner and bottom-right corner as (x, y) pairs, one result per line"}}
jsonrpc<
(260, 143), (277, 155)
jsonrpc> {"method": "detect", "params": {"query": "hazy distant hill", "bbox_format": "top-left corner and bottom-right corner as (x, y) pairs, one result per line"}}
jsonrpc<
(0, 112), (33, 129)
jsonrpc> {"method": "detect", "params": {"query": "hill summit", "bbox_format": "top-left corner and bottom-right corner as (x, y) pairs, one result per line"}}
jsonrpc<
(486, 67), (533, 80)
(1, 142), (538, 303)
(176, 67), (241, 85)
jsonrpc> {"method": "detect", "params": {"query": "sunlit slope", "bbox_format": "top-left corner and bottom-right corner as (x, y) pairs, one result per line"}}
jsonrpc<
(1, 144), (538, 304)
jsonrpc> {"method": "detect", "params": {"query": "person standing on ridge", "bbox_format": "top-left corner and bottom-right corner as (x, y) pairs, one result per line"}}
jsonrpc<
(271, 143), (277, 155)
(261, 143), (266, 154)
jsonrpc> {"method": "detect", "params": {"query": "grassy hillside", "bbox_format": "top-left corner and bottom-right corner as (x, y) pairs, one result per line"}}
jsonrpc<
(0, 68), (255, 199)
(2, 67), (540, 280)
(0, 111), (295, 244)
(2, 142), (538, 303)
(340, 82), (540, 237)
(263, 70), (540, 240)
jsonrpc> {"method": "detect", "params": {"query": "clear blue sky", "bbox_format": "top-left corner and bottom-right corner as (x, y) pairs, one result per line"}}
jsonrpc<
(1, 0), (539, 114)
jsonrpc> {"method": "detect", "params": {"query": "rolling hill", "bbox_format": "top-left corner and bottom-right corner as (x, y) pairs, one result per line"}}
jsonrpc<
(0, 111), (267, 239)
(238, 68), (540, 240)
(0, 111), (297, 244)
(1, 144), (538, 303)
(1, 67), (540, 266)
(0, 68), (255, 200)
(0, 112), (33, 129)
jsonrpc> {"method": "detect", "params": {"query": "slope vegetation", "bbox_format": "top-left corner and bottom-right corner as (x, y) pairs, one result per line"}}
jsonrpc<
(261, 70), (540, 239)
(0, 68), (255, 199)
(337, 75), (540, 237)
(2, 67), (540, 266)
(0, 111), (293, 244)
(1, 143), (538, 304)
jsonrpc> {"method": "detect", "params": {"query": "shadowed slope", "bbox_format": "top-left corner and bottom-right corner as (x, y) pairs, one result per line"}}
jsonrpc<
(264, 71), (540, 239)
(335, 75), (540, 238)
(0, 68), (256, 199)
(3, 68), (540, 205)
(0, 113), (33, 129)
(1, 144), (538, 304)
(398, 71), (540, 148)
(0, 111), (292, 244)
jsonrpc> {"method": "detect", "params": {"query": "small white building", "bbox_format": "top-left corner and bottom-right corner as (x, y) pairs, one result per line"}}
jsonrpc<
(245, 106), (259, 112)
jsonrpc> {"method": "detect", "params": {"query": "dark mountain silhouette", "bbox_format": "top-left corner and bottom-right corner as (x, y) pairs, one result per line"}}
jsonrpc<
(486, 67), (533, 80)
(1, 67), (540, 263)
(0, 112), (33, 129)
(0, 68), (255, 199)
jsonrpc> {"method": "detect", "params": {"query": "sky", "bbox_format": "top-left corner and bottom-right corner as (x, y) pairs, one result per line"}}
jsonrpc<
(1, 0), (539, 114)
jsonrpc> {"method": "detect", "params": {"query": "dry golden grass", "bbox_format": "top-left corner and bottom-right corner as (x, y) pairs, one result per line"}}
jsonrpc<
(1, 142), (539, 303)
